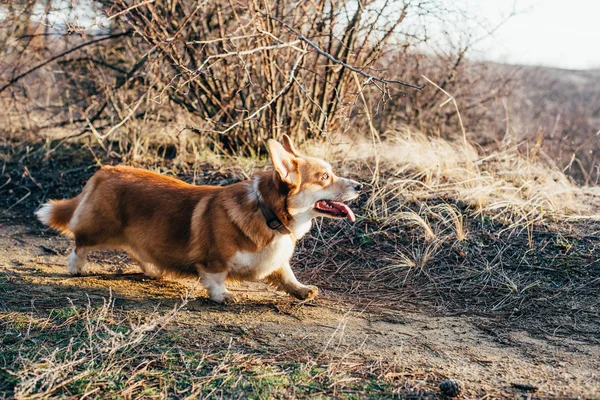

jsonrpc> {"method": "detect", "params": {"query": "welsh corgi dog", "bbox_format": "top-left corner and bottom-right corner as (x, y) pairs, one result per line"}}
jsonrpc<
(36, 135), (362, 303)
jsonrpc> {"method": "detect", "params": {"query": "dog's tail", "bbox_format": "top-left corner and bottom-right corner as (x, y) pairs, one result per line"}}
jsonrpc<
(35, 198), (79, 236)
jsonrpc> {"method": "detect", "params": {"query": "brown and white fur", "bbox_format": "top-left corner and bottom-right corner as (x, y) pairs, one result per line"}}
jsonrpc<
(35, 135), (362, 303)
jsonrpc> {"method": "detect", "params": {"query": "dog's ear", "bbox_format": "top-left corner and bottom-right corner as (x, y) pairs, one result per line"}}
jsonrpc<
(281, 134), (299, 156)
(267, 139), (298, 186)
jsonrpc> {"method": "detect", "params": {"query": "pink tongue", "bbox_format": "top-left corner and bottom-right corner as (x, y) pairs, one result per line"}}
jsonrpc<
(316, 200), (356, 222)
(336, 202), (355, 222)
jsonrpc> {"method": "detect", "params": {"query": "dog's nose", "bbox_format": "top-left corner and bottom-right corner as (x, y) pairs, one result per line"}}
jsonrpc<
(354, 182), (363, 191)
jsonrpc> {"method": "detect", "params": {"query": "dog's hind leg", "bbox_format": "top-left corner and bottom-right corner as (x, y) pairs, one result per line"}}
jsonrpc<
(68, 246), (89, 275)
(264, 264), (318, 300)
(68, 231), (114, 276)
(126, 250), (162, 279)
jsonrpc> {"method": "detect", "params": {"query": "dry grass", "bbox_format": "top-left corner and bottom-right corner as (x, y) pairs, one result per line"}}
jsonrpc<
(295, 127), (600, 339)
(321, 128), (600, 223)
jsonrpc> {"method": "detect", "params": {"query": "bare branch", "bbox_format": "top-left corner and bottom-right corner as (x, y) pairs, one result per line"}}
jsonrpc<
(0, 30), (133, 95)
(258, 12), (424, 91)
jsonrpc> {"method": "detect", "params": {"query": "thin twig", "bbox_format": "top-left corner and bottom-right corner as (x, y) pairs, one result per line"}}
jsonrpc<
(191, 50), (306, 135)
(195, 40), (303, 72)
(91, 94), (146, 141)
(104, 0), (156, 23)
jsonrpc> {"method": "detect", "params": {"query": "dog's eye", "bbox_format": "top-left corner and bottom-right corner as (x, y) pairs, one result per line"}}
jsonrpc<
(321, 173), (329, 181)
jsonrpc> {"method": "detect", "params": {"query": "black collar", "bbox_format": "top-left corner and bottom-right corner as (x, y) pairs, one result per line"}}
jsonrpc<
(257, 192), (291, 235)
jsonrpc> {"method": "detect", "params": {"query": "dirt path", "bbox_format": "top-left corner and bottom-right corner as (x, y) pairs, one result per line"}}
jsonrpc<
(1, 223), (598, 398)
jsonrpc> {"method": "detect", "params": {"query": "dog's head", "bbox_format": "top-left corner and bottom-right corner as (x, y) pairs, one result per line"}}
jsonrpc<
(267, 135), (362, 222)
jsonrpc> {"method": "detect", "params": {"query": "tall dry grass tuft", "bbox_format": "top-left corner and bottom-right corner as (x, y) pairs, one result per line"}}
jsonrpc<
(396, 209), (436, 242)
(433, 204), (468, 241)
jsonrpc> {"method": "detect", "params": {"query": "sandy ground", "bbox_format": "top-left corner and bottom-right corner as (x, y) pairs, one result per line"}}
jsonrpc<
(1, 223), (599, 398)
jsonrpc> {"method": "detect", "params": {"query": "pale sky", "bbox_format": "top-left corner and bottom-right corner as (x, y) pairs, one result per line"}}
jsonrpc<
(458, 0), (600, 70)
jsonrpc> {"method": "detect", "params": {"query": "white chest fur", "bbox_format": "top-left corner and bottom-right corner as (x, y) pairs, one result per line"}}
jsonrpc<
(289, 214), (313, 239)
(228, 234), (295, 279)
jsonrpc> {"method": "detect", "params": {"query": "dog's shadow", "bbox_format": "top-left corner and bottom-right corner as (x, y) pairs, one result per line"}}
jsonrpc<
(68, 272), (151, 281)
(2, 267), (298, 317)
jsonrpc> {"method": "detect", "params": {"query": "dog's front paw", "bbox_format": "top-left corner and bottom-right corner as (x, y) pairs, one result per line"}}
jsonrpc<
(68, 267), (88, 276)
(293, 285), (319, 301)
(210, 290), (238, 304)
(222, 291), (238, 304)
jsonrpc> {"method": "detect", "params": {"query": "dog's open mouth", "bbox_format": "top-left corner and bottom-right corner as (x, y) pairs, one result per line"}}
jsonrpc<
(314, 200), (356, 222)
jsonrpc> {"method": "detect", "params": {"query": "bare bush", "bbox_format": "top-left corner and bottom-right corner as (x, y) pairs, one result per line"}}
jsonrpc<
(1, 1), (512, 154)
(1, 0), (440, 153)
